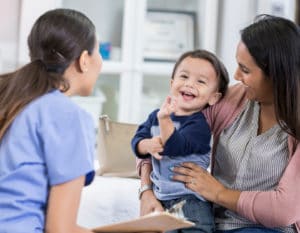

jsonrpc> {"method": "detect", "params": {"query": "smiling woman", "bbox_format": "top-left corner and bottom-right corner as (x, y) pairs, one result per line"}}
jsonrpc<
(137, 14), (300, 233)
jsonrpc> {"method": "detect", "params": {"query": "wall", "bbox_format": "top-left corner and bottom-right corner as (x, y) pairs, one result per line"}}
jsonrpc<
(217, 0), (296, 83)
(18, 0), (61, 66)
(62, 0), (123, 46)
(1, 0), (297, 80)
(0, 0), (20, 73)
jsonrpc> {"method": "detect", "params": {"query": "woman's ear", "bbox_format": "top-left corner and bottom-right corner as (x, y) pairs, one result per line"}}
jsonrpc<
(78, 50), (89, 73)
(208, 92), (222, 106)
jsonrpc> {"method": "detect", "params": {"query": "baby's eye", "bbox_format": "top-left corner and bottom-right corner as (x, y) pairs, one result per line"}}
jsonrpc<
(180, 75), (188, 79)
(198, 80), (206, 84)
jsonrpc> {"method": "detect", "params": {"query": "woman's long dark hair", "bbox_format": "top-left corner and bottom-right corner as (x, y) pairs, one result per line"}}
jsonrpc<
(0, 9), (96, 140)
(241, 14), (300, 140)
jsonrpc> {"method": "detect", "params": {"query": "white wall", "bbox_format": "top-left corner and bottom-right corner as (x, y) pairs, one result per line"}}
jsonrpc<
(216, 0), (257, 84)
(1, 0), (297, 78)
(216, 0), (296, 84)
(18, 0), (61, 66)
(256, 0), (296, 20)
(63, 0), (124, 46)
(0, 0), (20, 73)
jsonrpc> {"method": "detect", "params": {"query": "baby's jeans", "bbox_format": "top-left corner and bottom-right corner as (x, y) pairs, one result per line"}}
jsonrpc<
(161, 195), (214, 233)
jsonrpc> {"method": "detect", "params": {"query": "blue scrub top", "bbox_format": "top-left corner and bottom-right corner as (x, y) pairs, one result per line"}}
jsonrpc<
(0, 90), (95, 233)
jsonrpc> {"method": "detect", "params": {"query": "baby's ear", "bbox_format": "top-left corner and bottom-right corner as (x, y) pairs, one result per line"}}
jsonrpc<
(208, 92), (222, 106)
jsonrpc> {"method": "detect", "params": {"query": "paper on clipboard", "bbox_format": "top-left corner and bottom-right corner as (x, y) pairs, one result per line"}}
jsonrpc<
(92, 211), (195, 233)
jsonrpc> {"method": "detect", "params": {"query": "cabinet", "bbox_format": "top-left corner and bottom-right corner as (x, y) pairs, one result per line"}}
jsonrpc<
(18, 0), (219, 124)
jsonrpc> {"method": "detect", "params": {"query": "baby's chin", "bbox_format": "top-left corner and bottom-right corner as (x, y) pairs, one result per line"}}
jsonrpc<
(174, 107), (201, 116)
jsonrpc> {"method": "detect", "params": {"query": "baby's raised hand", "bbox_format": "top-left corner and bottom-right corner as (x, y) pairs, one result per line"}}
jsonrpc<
(157, 96), (177, 119)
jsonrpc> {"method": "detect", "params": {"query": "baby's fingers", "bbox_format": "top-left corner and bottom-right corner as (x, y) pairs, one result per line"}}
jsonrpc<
(152, 153), (163, 160)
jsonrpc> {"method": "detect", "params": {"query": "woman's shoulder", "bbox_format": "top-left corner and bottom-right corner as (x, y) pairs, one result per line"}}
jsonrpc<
(203, 83), (248, 135)
(204, 83), (247, 116)
(21, 90), (92, 126)
(34, 89), (76, 110)
(223, 83), (247, 103)
(33, 90), (85, 113)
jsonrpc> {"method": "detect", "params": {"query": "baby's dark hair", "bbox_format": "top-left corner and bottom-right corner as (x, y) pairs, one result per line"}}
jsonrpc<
(171, 50), (229, 96)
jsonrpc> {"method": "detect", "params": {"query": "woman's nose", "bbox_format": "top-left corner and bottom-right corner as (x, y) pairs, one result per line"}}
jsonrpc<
(234, 69), (242, 82)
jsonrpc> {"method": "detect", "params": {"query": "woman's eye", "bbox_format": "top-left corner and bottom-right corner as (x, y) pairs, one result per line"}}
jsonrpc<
(180, 75), (188, 79)
(240, 66), (249, 74)
(198, 80), (205, 84)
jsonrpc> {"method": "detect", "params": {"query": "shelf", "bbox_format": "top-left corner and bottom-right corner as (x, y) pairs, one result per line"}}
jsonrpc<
(140, 61), (174, 76)
(101, 60), (175, 76)
(101, 61), (127, 74)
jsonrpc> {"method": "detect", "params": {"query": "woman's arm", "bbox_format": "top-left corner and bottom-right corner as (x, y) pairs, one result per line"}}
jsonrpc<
(139, 162), (164, 216)
(45, 175), (93, 233)
(237, 144), (300, 227)
(172, 153), (300, 228)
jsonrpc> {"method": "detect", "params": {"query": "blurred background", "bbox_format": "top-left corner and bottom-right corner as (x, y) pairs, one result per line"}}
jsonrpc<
(0, 0), (298, 125)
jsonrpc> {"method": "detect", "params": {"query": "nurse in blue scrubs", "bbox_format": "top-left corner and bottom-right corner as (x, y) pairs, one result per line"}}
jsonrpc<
(0, 8), (102, 233)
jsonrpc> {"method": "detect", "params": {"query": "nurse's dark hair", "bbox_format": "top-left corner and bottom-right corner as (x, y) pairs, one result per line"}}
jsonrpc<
(241, 14), (300, 141)
(171, 49), (229, 97)
(0, 8), (96, 140)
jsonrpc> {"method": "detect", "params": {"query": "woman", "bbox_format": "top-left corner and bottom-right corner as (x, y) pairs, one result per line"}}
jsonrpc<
(137, 15), (300, 233)
(0, 9), (102, 233)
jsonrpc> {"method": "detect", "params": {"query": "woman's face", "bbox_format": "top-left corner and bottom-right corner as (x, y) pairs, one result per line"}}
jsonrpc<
(81, 41), (103, 96)
(234, 41), (273, 104)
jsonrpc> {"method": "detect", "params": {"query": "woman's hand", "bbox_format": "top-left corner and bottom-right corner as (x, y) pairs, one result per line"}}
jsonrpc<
(172, 162), (240, 211)
(140, 189), (164, 216)
(172, 162), (224, 202)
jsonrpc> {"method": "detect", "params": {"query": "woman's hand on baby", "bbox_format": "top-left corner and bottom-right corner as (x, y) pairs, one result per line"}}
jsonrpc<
(170, 162), (240, 211)
(171, 162), (226, 203)
(157, 96), (177, 119)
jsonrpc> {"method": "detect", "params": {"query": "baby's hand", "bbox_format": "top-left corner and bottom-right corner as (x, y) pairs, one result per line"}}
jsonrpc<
(147, 136), (164, 160)
(157, 96), (177, 119)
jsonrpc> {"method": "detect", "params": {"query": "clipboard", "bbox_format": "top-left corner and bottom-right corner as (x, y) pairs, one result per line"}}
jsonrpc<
(92, 211), (195, 233)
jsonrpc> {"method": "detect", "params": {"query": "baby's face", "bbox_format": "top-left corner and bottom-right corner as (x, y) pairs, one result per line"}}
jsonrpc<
(170, 57), (221, 115)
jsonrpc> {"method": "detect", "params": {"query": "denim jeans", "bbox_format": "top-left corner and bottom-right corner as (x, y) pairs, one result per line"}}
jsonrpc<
(161, 195), (214, 233)
(215, 227), (282, 233)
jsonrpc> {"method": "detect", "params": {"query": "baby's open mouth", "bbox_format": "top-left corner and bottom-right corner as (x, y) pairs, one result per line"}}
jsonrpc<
(180, 91), (195, 100)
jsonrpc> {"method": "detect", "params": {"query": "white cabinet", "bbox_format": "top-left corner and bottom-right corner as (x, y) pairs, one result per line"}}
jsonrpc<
(18, 0), (219, 124)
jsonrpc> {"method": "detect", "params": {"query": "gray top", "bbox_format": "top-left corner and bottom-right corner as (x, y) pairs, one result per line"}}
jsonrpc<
(213, 101), (295, 233)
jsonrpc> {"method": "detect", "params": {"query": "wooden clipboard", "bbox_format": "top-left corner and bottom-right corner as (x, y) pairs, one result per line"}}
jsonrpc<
(92, 212), (195, 233)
